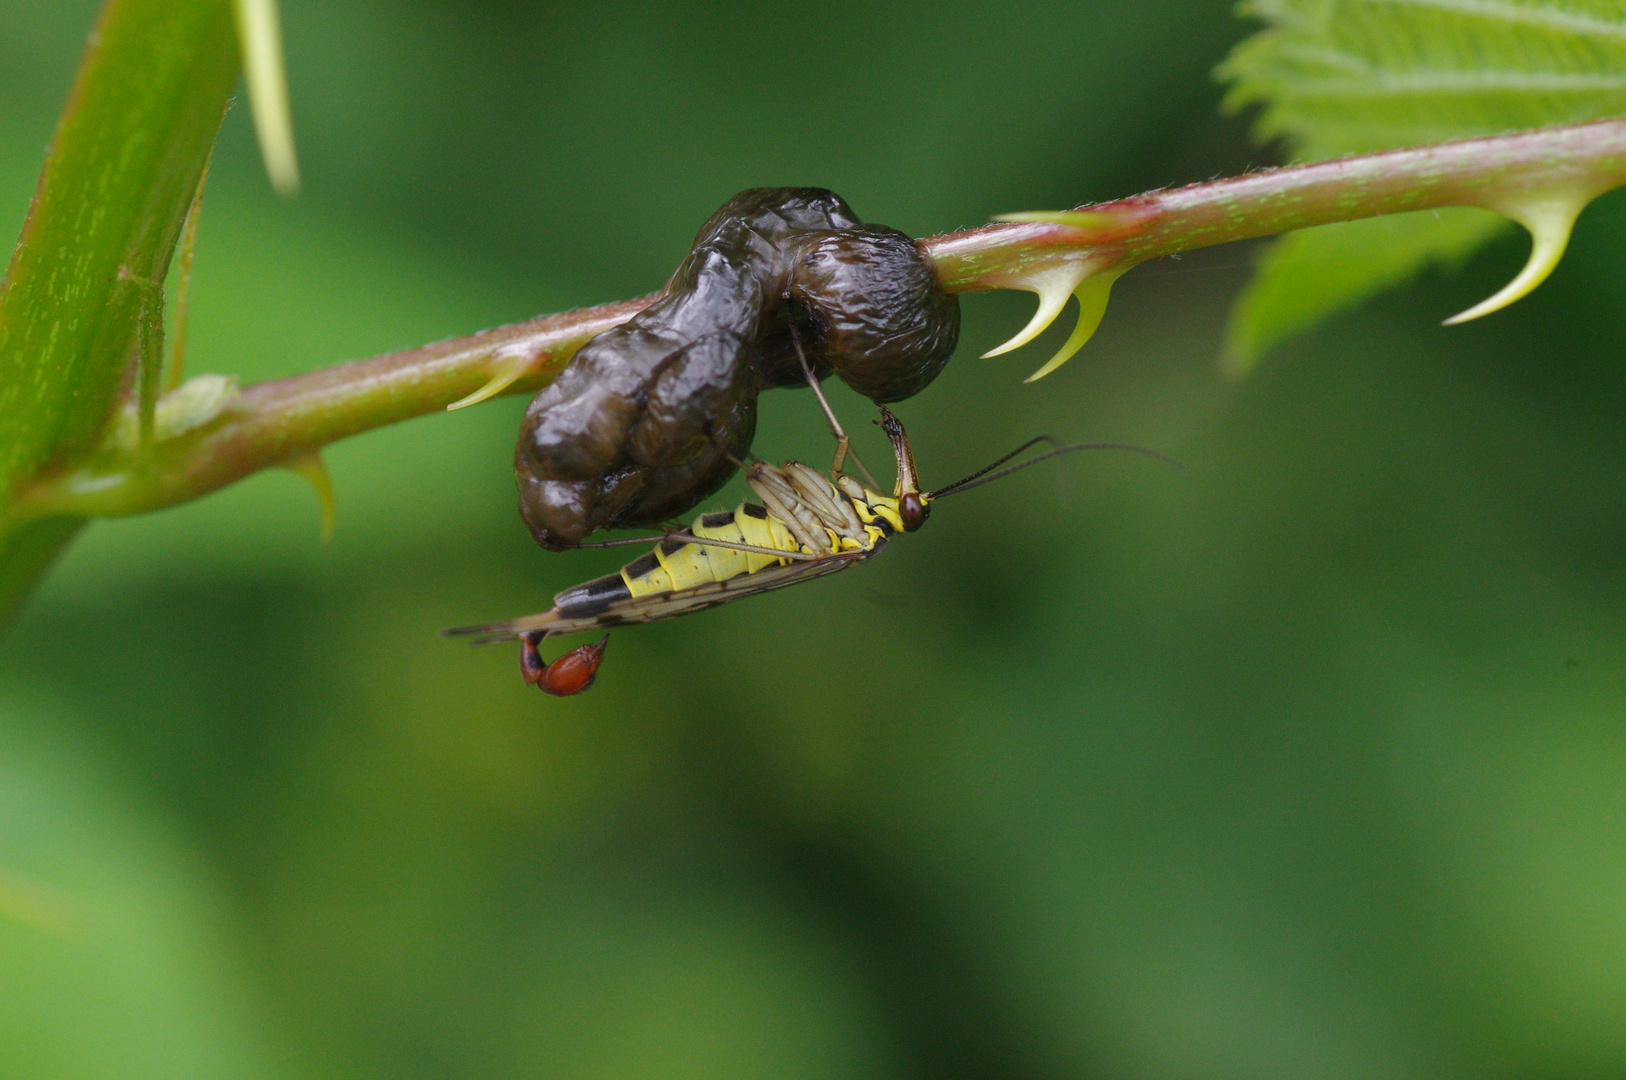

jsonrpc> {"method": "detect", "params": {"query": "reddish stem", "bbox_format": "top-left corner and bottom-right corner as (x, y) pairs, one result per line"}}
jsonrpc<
(19, 116), (1626, 521)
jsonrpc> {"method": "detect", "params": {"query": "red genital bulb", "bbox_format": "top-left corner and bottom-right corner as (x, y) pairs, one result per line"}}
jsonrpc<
(520, 633), (608, 696)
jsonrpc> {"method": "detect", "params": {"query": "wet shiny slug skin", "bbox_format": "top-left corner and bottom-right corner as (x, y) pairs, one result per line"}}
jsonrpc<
(515, 188), (960, 549)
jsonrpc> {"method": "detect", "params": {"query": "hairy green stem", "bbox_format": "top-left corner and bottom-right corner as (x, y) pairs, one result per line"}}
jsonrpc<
(0, 0), (237, 625)
(11, 116), (1626, 566)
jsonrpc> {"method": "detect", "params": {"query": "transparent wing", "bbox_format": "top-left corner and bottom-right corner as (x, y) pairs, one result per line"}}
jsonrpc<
(443, 548), (873, 643)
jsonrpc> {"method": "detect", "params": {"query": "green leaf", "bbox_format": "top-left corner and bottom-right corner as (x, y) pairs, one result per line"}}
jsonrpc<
(0, 0), (239, 627)
(1218, 0), (1626, 367)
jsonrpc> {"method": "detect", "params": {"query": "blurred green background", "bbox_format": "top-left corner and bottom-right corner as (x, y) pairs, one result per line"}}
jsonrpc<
(5, 2), (1626, 1077)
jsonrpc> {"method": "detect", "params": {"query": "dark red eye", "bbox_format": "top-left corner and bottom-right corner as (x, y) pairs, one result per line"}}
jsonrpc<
(524, 635), (609, 696)
(899, 492), (929, 532)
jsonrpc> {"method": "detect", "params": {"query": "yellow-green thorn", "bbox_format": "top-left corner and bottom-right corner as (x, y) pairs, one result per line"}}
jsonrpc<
(285, 450), (335, 543)
(981, 263), (1091, 359)
(233, 0), (300, 197)
(993, 209), (1142, 232)
(1025, 268), (1125, 383)
(446, 350), (535, 411)
(1442, 192), (1587, 326)
(167, 154), (211, 393)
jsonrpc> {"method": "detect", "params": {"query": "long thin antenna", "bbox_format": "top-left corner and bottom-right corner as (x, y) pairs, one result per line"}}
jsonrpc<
(927, 435), (1063, 495)
(930, 441), (1181, 500)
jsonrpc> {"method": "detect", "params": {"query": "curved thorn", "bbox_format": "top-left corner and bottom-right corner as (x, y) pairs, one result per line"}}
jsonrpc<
(284, 450), (335, 543)
(446, 351), (534, 411)
(232, 0), (300, 197)
(166, 154), (211, 392)
(993, 209), (1143, 233)
(1442, 195), (1584, 326)
(1025, 268), (1124, 383)
(980, 263), (1090, 358)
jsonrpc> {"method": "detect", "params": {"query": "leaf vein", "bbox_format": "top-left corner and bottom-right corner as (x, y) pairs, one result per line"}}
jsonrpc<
(1366, 0), (1626, 41)
(1293, 70), (1626, 95)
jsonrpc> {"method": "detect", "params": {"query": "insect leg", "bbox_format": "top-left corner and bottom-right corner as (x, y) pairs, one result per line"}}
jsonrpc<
(786, 319), (881, 489)
(573, 531), (820, 561)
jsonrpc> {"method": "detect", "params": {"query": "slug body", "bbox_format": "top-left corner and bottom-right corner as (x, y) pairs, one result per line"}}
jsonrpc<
(516, 188), (960, 549)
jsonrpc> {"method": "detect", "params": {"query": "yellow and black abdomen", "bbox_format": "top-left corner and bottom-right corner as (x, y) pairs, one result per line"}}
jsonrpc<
(626, 503), (805, 595)
(555, 499), (808, 616)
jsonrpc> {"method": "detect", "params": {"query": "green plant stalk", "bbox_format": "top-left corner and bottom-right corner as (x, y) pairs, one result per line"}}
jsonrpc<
(17, 298), (653, 520)
(0, 0), (238, 623)
(9, 116), (1626, 617)
(925, 118), (1626, 289)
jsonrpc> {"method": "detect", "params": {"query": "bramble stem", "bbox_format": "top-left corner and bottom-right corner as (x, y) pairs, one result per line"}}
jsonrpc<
(10, 299), (651, 521)
(924, 118), (1626, 290)
(13, 117), (1626, 528)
